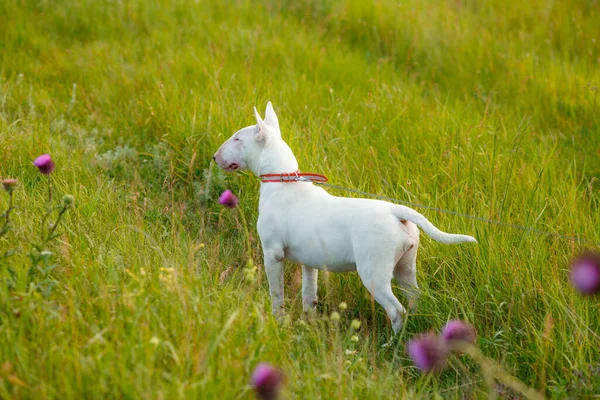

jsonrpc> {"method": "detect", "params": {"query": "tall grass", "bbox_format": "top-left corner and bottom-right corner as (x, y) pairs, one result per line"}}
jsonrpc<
(1, 0), (599, 398)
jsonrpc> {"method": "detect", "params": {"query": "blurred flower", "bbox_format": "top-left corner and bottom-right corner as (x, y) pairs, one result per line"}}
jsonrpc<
(441, 320), (476, 346)
(150, 337), (160, 346)
(2, 178), (17, 193)
(330, 311), (340, 322)
(407, 333), (449, 373)
(338, 302), (347, 311)
(62, 194), (75, 207)
(251, 363), (283, 400)
(33, 154), (55, 175)
(571, 251), (600, 295)
(350, 319), (361, 330)
(350, 335), (359, 342)
(219, 189), (238, 208)
(244, 263), (257, 283)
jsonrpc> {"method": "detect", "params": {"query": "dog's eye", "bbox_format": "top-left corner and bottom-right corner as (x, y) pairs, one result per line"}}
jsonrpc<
(234, 137), (240, 142)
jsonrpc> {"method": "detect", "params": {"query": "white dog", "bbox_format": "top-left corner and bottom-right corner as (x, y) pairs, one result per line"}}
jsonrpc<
(213, 102), (476, 334)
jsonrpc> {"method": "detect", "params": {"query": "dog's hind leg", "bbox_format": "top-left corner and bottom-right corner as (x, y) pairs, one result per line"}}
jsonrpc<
(302, 265), (319, 313)
(356, 259), (407, 335)
(394, 244), (420, 311)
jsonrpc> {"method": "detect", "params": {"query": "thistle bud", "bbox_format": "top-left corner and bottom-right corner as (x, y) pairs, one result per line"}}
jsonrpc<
(571, 251), (600, 295)
(33, 154), (55, 175)
(441, 320), (476, 346)
(62, 194), (75, 208)
(407, 333), (449, 373)
(219, 189), (238, 208)
(251, 363), (283, 400)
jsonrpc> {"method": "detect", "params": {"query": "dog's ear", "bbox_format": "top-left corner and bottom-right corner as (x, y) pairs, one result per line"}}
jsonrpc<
(264, 101), (279, 130)
(254, 106), (270, 142)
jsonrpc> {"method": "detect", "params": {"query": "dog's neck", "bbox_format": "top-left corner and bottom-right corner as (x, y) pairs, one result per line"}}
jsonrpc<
(250, 138), (299, 177)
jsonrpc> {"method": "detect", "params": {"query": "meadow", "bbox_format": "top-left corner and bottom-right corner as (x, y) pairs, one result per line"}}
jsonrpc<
(1, 0), (599, 398)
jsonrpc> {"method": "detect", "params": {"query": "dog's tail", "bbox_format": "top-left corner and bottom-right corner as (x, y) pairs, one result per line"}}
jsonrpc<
(391, 204), (477, 244)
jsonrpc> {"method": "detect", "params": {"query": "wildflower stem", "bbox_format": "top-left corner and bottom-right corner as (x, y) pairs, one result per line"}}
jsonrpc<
(47, 174), (52, 203)
(0, 191), (14, 238)
(481, 363), (497, 400)
(236, 206), (253, 260)
(452, 342), (544, 400)
(44, 205), (68, 246)
(40, 175), (53, 239)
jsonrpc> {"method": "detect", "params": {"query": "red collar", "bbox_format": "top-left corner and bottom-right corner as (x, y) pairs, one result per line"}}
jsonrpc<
(260, 170), (328, 183)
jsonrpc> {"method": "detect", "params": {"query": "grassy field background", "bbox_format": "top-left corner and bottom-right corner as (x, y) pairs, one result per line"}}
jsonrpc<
(1, 0), (599, 398)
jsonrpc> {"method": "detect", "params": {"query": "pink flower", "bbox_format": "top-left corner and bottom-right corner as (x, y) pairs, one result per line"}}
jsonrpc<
(407, 332), (449, 373)
(441, 320), (476, 345)
(219, 189), (238, 208)
(251, 363), (283, 400)
(570, 251), (600, 295)
(33, 154), (55, 175)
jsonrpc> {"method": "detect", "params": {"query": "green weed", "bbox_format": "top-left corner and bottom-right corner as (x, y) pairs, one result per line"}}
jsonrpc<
(0, 0), (598, 398)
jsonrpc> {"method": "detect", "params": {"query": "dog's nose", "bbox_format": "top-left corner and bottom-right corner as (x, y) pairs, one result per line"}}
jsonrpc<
(212, 155), (216, 162)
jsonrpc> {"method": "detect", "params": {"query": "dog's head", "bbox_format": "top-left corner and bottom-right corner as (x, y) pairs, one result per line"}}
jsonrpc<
(213, 102), (281, 173)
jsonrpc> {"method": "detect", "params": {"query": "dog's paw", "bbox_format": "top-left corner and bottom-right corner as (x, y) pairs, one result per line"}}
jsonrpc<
(303, 308), (319, 321)
(392, 316), (405, 335)
(302, 298), (318, 314)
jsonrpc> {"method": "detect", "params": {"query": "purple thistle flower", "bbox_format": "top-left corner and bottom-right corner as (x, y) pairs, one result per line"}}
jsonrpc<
(406, 333), (449, 373)
(570, 251), (600, 295)
(33, 154), (55, 175)
(251, 363), (283, 400)
(2, 178), (17, 193)
(441, 320), (476, 345)
(219, 189), (238, 208)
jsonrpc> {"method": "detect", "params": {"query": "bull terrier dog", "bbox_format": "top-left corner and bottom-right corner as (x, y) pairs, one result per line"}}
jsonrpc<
(213, 102), (476, 334)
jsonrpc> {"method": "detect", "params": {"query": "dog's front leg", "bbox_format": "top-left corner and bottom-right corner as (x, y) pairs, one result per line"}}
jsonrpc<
(264, 249), (285, 317)
(302, 265), (318, 313)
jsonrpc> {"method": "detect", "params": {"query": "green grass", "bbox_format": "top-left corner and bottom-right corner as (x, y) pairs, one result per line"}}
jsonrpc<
(1, 0), (599, 398)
